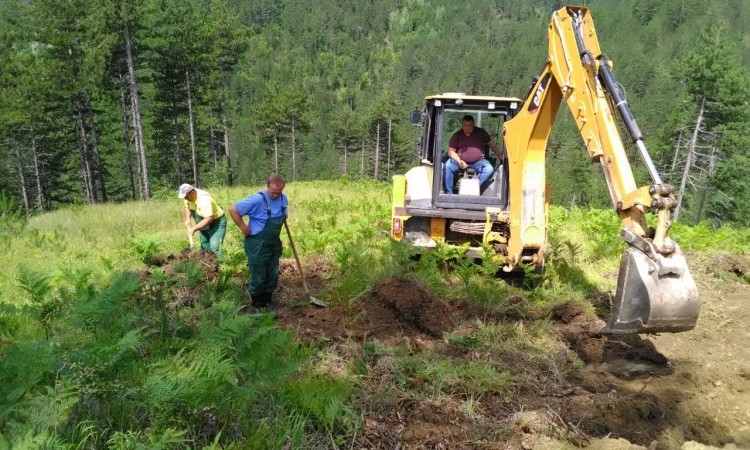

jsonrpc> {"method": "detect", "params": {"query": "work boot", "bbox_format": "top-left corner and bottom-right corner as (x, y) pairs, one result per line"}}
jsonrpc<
(248, 294), (264, 313)
(263, 293), (276, 315)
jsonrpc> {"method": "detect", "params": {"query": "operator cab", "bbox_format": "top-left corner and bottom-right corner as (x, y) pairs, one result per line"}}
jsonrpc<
(411, 94), (521, 211)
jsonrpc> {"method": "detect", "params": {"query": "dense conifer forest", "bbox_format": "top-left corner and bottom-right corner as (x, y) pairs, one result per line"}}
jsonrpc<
(1, 0), (748, 224)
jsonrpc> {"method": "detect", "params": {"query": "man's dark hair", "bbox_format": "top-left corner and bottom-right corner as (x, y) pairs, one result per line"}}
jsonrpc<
(268, 174), (286, 186)
(461, 115), (475, 123)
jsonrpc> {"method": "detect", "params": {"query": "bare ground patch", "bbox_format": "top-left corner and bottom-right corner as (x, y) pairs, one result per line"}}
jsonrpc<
(232, 253), (750, 448)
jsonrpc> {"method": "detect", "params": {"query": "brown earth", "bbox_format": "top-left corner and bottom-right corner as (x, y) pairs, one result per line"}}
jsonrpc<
(272, 253), (750, 450)
(137, 249), (220, 309)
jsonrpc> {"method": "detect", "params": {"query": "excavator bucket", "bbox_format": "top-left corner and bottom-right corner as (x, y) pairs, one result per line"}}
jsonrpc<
(604, 245), (700, 334)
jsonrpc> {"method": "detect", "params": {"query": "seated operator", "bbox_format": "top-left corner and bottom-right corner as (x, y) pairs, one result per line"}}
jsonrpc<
(443, 115), (505, 193)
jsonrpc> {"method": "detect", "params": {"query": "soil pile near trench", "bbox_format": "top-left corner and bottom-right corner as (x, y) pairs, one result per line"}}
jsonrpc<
(135, 249), (220, 309)
(273, 253), (750, 449)
(146, 252), (749, 448)
(142, 248), (220, 282)
(278, 277), (454, 342)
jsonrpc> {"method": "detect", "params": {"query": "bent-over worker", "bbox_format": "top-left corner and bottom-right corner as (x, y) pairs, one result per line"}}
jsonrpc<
(228, 174), (288, 312)
(179, 183), (227, 258)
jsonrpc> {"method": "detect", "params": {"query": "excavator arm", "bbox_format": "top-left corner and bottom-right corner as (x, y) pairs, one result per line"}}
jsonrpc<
(502, 6), (699, 334)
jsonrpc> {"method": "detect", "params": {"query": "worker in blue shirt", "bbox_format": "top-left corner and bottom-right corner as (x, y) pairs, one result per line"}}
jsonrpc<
(229, 174), (288, 312)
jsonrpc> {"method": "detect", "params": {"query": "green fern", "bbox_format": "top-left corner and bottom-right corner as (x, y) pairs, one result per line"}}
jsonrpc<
(128, 235), (162, 264)
(67, 271), (140, 333)
(235, 324), (307, 388)
(281, 376), (353, 431)
(17, 266), (61, 340)
(0, 340), (56, 426)
(26, 384), (80, 433)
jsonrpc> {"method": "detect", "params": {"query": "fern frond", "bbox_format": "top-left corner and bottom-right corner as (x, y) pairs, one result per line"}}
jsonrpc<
(26, 384), (80, 432)
(281, 376), (353, 431)
(17, 266), (54, 304)
(0, 340), (56, 422)
(147, 427), (187, 448)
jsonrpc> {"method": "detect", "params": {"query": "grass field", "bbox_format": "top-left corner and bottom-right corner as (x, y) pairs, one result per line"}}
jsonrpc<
(1, 180), (748, 448)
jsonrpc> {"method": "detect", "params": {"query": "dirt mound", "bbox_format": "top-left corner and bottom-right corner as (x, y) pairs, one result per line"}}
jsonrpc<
(713, 253), (750, 279)
(274, 257), (750, 449)
(133, 249), (220, 309)
(278, 277), (455, 342)
(279, 254), (332, 284)
(151, 248), (220, 281)
(552, 302), (671, 379)
(371, 277), (454, 337)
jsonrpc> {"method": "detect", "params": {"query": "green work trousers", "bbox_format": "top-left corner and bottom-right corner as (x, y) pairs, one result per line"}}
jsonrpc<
(244, 215), (284, 303)
(192, 211), (227, 258)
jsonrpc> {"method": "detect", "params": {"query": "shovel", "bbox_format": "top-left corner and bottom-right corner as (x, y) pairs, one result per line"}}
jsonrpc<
(284, 219), (327, 307)
(187, 225), (195, 249)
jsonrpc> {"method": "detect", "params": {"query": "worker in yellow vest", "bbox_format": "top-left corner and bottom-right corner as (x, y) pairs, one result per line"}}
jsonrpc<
(178, 183), (227, 258)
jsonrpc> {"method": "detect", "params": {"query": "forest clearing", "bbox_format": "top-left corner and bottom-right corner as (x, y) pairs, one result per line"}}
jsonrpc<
(1, 0), (749, 448)
(2, 180), (749, 449)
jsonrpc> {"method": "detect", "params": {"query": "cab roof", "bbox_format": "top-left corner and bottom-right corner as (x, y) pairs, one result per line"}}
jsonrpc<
(425, 93), (522, 102)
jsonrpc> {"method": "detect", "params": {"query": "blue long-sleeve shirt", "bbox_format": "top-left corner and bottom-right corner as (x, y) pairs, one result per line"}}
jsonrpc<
(233, 190), (289, 235)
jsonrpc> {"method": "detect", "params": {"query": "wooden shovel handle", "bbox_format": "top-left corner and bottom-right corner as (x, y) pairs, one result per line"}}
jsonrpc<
(284, 219), (310, 295)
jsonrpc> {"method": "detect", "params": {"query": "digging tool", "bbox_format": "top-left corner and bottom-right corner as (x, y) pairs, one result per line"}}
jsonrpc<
(284, 219), (327, 307)
(187, 226), (195, 249)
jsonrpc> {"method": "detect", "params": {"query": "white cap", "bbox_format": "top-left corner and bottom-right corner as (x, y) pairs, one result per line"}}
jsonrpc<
(178, 183), (194, 199)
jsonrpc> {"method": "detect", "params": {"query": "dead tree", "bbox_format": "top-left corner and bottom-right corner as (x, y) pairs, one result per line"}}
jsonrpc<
(172, 115), (183, 184)
(273, 129), (279, 175)
(12, 140), (30, 213)
(210, 127), (218, 168)
(29, 122), (44, 211)
(221, 101), (233, 185)
(694, 146), (719, 223)
(124, 22), (150, 199)
(672, 97), (721, 223)
(186, 70), (198, 185)
(674, 98), (705, 221)
(387, 114), (393, 180)
(291, 117), (297, 181)
(120, 89), (136, 199)
(373, 120), (381, 181)
(342, 141), (348, 175)
(360, 137), (365, 179)
(75, 109), (95, 204)
(84, 91), (107, 202)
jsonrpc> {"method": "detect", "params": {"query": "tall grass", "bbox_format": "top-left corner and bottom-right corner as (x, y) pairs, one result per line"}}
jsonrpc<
(2, 180), (747, 447)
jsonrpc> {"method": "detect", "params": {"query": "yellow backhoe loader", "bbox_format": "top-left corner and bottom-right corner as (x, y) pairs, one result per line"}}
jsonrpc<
(391, 5), (699, 334)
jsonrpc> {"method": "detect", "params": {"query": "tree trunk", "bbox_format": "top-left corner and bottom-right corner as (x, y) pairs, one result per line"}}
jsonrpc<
(273, 130), (279, 174)
(221, 101), (233, 185)
(674, 97), (705, 221)
(124, 21), (150, 199)
(670, 130), (683, 174)
(343, 142), (348, 174)
(291, 118), (297, 181)
(121, 89), (136, 199)
(210, 127), (218, 167)
(13, 140), (30, 213)
(131, 93), (144, 199)
(84, 92), (107, 202)
(29, 122), (44, 211)
(387, 114), (392, 180)
(186, 70), (198, 185)
(373, 121), (381, 180)
(172, 114), (183, 184)
(360, 137), (365, 179)
(76, 109), (95, 204)
(694, 146), (719, 224)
